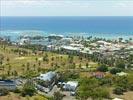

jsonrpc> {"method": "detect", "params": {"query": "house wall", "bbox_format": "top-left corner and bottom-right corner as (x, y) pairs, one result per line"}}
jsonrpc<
(0, 84), (16, 90)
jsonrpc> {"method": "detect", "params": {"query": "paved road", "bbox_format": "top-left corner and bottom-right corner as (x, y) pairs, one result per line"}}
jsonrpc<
(62, 91), (76, 100)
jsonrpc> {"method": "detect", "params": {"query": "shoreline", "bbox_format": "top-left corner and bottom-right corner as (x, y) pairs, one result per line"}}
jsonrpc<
(0, 30), (133, 42)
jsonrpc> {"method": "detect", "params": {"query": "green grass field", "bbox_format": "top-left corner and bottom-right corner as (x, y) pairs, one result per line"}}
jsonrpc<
(0, 45), (98, 77)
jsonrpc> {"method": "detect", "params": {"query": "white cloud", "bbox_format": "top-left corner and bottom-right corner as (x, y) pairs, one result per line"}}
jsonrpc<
(1, 0), (133, 16)
(1, 0), (133, 7)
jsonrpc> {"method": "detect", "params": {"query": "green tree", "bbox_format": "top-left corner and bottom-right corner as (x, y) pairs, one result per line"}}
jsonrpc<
(110, 68), (121, 74)
(97, 65), (108, 72)
(86, 63), (89, 68)
(118, 38), (123, 43)
(77, 78), (99, 100)
(77, 78), (110, 99)
(115, 76), (129, 92)
(79, 63), (82, 69)
(43, 53), (48, 62)
(21, 80), (36, 97)
(91, 87), (110, 99)
(0, 88), (9, 96)
(33, 64), (36, 71)
(26, 62), (30, 71)
(53, 91), (64, 100)
(35, 57), (38, 62)
(38, 61), (41, 66)
(113, 87), (124, 95)
(6, 57), (10, 63)
(116, 62), (125, 69)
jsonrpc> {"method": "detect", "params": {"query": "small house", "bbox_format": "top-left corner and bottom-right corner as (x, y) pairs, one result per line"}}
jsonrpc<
(116, 72), (127, 76)
(63, 81), (78, 91)
(113, 98), (123, 100)
(36, 71), (57, 92)
(0, 80), (16, 90)
(92, 72), (105, 79)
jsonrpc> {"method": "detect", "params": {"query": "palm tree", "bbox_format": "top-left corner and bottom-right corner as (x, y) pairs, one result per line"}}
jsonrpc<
(7, 70), (10, 76)
(21, 64), (25, 74)
(0, 60), (3, 66)
(35, 57), (38, 62)
(51, 63), (54, 67)
(14, 70), (18, 76)
(6, 57), (10, 63)
(129, 38), (132, 41)
(26, 62), (30, 71)
(60, 56), (63, 61)
(33, 64), (36, 71)
(86, 63), (89, 68)
(118, 38), (123, 43)
(51, 57), (54, 61)
(79, 63), (82, 69)
(38, 61), (41, 66)
(125, 40), (129, 43)
(8, 64), (11, 71)
(2, 65), (5, 73)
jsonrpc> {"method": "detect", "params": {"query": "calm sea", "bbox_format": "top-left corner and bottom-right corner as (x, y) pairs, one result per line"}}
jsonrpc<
(0, 16), (133, 41)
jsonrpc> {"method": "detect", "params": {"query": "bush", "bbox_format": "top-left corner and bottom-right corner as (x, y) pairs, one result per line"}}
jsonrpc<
(54, 91), (64, 100)
(97, 65), (108, 72)
(21, 80), (36, 97)
(113, 87), (124, 95)
(129, 84), (133, 91)
(59, 71), (79, 81)
(76, 78), (99, 100)
(99, 78), (112, 86)
(110, 68), (121, 74)
(0, 88), (9, 96)
(91, 87), (110, 99)
(115, 76), (128, 91)
(13, 88), (21, 93)
(77, 78), (110, 99)
(116, 62), (125, 69)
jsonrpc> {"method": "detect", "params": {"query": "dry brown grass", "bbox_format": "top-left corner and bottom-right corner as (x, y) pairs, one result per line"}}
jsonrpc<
(0, 92), (48, 100)
(111, 91), (133, 100)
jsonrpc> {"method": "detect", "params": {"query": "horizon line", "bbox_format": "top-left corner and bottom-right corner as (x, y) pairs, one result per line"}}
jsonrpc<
(1, 16), (133, 17)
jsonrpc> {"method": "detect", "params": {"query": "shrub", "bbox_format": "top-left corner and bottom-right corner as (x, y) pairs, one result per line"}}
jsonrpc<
(54, 91), (64, 100)
(116, 62), (125, 69)
(110, 68), (121, 74)
(97, 65), (108, 72)
(21, 80), (36, 97)
(91, 87), (110, 99)
(13, 88), (21, 93)
(113, 87), (124, 95)
(129, 84), (133, 91)
(76, 78), (110, 99)
(0, 88), (9, 96)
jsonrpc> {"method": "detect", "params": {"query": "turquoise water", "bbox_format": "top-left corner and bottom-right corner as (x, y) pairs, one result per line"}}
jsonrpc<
(0, 16), (133, 41)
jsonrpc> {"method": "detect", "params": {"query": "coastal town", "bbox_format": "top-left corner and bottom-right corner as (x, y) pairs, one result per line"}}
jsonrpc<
(0, 34), (133, 100)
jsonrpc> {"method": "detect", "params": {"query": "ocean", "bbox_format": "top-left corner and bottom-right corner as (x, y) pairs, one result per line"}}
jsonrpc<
(0, 16), (133, 41)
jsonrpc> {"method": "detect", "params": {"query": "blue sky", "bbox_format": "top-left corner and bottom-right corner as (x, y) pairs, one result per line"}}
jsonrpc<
(1, 0), (133, 16)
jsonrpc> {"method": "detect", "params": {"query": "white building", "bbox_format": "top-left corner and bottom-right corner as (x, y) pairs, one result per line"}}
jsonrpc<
(37, 71), (57, 81)
(63, 81), (78, 91)
(113, 98), (123, 100)
(80, 48), (93, 54)
(116, 72), (127, 76)
(0, 80), (16, 90)
(61, 46), (80, 51)
(19, 38), (30, 45)
(97, 40), (111, 46)
(36, 71), (57, 92)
